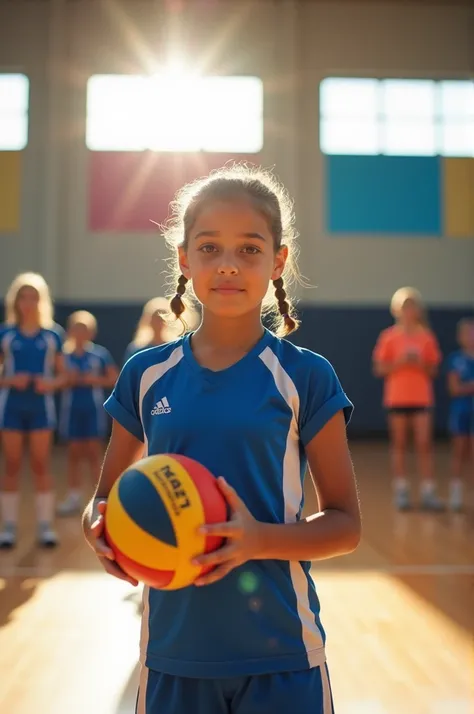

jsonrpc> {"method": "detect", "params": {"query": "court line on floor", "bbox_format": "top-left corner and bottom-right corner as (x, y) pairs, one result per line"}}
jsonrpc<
(1, 564), (474, 578)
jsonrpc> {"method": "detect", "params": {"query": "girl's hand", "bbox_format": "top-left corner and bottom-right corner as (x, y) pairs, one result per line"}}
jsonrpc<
(191, 477), (264, 587)
(9, 373), (31, 390)
(35, 377), (56, 393)
(81, 372), (101, 386)
(87, 501), (138, 586)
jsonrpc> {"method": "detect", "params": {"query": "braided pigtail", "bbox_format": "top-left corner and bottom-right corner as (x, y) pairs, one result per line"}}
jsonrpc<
(273, 277), (298, 336)
(170, 274), (189, 329)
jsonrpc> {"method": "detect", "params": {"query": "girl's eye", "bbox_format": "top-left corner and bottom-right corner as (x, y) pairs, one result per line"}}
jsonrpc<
(199, 244), (217, 254)
(242, 246), (261, 255)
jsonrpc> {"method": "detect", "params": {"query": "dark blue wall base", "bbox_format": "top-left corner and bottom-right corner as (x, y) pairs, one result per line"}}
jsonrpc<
(19, 303), (474, 437)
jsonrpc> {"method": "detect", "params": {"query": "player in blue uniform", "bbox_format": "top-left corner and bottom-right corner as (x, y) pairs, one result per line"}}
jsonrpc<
(82, 165), (361, 714)
(446, 317), (474, 511)
(123, 296), (199, 364)
(57, 311), (118, 516)
(0, 272), (65, 548)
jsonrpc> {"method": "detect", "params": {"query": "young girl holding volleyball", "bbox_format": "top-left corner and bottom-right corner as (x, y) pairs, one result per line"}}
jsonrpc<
(83, 165), (361, 714)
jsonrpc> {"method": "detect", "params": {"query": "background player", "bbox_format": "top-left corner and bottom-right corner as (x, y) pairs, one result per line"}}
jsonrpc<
(0, 272), (65, 548)
(123, 297), (199, 364)
(83, 165), (361, 714)
(372, 287), (443, 511)
(57, 310), (118, 516)
(445, 317), (474, 511)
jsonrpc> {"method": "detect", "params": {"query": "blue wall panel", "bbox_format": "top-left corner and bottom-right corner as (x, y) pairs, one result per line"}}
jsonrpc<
(326, 155), (442, 235)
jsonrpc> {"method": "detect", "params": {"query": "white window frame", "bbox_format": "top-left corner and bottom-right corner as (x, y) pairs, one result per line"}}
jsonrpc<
(0, 73), (29, 150)
(320, 77), (474, 157)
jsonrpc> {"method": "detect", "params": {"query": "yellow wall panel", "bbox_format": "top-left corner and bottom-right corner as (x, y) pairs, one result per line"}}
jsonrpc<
(443, 157), (474, 238)
(0, 152), (22, 233)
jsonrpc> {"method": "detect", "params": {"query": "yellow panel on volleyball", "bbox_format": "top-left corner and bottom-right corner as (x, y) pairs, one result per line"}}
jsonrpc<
(139, 455), (206, 590)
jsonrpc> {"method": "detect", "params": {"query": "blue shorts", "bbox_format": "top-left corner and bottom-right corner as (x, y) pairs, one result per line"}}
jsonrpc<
(0, 394), (56, 432)
(449, 410), (474, 436)
(59, 406), (107, 441)
(136, 665), (334, 714)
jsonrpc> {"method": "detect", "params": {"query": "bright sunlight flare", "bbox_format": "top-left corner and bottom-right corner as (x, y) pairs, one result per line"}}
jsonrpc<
(86, 72), (263, 153)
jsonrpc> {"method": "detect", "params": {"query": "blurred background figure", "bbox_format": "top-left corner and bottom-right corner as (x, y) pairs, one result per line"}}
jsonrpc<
(123, 296), (199, 364)
(0, 272), (65, 547)
(57, 310), (118, 516)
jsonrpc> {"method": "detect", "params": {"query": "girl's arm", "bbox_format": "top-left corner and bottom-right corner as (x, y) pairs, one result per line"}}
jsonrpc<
(35, 354), (68, 392)
(447, 371), (474, 397)
(194, 410), (361, 585)
(255, 411), (361, 561)
(82, 419), (144, 537)
(373, 358), (405, 378)
(82, 364), (119, 388)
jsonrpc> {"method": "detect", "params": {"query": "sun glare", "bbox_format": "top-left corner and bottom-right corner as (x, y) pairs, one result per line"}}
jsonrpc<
(86, 66), (263, 153)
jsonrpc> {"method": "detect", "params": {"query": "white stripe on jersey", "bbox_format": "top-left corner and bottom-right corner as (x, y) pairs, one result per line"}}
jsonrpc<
(138, 346), (184, 455)
(137, 347), (184, 668)
(259, 346), (325, 667)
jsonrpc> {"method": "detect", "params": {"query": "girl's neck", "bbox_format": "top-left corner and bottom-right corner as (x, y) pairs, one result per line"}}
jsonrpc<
(73, 341), (88, 354)
(194, 309), (264, 351)
(19, 318), (41, 335)
(397, 321), (422, 334)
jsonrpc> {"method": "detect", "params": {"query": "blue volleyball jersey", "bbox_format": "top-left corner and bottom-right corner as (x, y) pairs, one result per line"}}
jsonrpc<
(446, 351), (474, 413)
(123, 341), (145, 365)
(104, 329), (353, 679)
(0, 324), (63, 407)
(60, 344), (114, 431)
(62, 343), (114, 409)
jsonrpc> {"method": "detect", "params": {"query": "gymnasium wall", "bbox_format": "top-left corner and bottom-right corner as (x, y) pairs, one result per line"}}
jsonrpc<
(0, 0), (473, 434)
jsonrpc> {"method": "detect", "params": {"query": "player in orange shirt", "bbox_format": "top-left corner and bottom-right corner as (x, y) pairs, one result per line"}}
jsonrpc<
(372, 287), (443, 511)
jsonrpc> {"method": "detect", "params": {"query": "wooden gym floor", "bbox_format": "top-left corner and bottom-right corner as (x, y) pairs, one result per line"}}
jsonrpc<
(0, 441), (473, 714)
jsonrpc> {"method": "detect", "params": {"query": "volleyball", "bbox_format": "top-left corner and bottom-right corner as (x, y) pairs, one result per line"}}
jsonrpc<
(104, 453), (228, 590)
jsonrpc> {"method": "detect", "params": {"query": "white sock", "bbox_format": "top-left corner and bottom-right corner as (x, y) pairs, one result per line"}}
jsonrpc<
(0, 492), (20, 526)
(421, 480), (435, 497)
(36, 492), (55, 525)
(450, 479), (463, 496)
(394, 477), (408, 492)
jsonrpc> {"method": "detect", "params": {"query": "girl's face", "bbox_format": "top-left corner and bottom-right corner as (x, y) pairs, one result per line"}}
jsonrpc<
(399, 298), (421, 325)
(16, 286), (40, 322)
(179, 200), (287, 319)
(459, 322), (474, 351)
(150, 310), (166, 334)
(70, 322), (93, 344)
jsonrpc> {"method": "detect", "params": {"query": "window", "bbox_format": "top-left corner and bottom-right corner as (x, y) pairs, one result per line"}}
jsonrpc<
(86, 74), (264, 152)
(0, 74), (29, 150)
(320, 78), (474, 157)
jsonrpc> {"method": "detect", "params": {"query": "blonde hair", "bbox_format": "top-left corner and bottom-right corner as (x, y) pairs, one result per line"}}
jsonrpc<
(63, 310), (97, 353)
(162, 163), (302, 337)
(5, 272), (54, 328)
(390, 287), (428, 326)
(132, 297), (199, 348)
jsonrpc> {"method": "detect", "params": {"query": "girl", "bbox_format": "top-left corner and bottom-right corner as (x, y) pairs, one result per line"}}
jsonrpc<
(57, 311), (118, 516)
(123, 296), (199, 364)
(83, 165), (361, 714)
(445, 317), (474, 511)
(0, 272), (65, 548)
(373, 287), (443, 511)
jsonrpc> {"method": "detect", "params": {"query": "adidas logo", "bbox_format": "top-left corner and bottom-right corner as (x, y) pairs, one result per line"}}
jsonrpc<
(151, 397), (171, 415)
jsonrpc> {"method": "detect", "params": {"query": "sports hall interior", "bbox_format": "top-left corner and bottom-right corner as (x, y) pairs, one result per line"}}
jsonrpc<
(0, 1), (473, 713)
